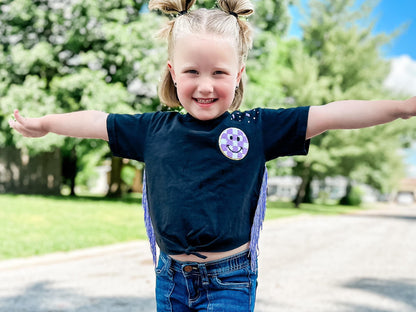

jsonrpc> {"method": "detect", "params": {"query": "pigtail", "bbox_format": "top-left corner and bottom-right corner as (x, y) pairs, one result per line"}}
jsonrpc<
(148, 0), (197, 39)
(217, 0), (254, 18)
(148, 0), (197, 16)
(217, 0), (254, 54)
(217, 0), (254, 110)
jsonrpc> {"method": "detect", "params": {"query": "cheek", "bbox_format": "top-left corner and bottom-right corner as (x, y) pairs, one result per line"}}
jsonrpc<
(218, 81), (236, 98)
(177, 80), (194, 98)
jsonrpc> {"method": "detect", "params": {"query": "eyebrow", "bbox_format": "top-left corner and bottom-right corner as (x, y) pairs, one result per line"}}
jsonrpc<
(181, 65), (197, 70)
(180, 64), (233, 72)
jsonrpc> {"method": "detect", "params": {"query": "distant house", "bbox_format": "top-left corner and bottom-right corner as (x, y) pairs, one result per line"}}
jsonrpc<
(267, 175), (379, 203)
(395, 178), (416, 204)
(267, 176), (301, 201)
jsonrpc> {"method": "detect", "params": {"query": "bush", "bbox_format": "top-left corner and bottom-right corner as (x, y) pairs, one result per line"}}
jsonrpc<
(340, 184), (363, 206)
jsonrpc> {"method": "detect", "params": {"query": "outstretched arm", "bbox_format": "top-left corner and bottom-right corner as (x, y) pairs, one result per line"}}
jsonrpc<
(9, 109), (109, 141)
(306, 96), (416, 139)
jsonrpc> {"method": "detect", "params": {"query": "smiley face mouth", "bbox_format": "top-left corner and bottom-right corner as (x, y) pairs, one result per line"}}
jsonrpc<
(227, 145), (243, 154)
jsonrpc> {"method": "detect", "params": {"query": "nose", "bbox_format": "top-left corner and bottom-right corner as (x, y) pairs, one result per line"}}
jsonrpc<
(197, 76), (214, 95)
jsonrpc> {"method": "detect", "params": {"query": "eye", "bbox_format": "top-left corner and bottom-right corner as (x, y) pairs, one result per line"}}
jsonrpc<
(213, 70), (226, 75)
(186, 69), (198, 74)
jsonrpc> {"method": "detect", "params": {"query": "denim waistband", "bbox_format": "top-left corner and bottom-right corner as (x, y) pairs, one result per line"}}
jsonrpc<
(160, 250), (251, 275)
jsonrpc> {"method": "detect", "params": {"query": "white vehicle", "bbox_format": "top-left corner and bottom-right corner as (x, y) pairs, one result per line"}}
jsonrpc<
(396, 191), (415, 205)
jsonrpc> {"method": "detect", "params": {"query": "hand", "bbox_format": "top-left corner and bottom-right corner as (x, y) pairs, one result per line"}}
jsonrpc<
(403, 96), (416, 119)
(9, 109), (48, 138)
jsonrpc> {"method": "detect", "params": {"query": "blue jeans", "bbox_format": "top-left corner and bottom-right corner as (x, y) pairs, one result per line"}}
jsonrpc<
(155, 250), (258, 312)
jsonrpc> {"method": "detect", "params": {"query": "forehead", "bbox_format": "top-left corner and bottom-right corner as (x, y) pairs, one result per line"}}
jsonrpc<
(172, 33), (240, 67)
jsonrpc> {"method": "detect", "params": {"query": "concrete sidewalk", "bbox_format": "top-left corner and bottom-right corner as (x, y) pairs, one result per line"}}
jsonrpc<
(0, 241), (157, 312)
(1, 204), (415, 312)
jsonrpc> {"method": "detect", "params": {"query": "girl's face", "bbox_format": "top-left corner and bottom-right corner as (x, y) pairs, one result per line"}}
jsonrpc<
(168, 33), (244, 121)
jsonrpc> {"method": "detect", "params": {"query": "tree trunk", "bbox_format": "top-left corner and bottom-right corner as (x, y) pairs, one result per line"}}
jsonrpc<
(61, 146), (77, 196)
(293, 164), (312, 208)
(131, 169), (143, 193)
(107, 156), (123, 198)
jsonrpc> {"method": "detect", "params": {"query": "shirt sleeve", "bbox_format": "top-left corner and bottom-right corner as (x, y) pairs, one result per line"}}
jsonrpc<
(106, 113), (154, 161)
(261, 106), (311, 161)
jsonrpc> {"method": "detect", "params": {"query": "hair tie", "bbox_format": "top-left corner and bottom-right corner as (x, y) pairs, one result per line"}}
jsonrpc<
(229, 11), (238, 18)
(177, 0), (192, 16)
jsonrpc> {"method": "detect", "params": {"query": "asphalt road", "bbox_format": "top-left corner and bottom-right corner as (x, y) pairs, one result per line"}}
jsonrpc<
(0, 203), (415, 312)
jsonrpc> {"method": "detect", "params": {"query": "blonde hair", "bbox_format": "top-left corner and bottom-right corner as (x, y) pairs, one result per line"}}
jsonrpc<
(149, 0), (254, 110)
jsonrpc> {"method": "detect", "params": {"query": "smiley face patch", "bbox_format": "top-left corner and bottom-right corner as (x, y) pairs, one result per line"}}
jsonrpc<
(218, 128), (249, 160)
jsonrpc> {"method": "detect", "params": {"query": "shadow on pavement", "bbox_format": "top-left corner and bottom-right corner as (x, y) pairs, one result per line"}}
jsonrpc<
(346, 213), (416, 223)
(337, 303), (396, 312)
(339, 278), (416, 312)
(0, 281), (155, 312)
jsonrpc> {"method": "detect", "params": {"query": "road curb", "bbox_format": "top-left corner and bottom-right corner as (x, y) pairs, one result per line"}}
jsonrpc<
(0, 240), (148, 272)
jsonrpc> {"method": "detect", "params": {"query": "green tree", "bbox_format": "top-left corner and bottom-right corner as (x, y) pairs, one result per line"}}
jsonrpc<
(251, 0), (296, 34)
(243, 0), (298, 110)
(0, 0), (166, 196)
(287, 0), (409, 206)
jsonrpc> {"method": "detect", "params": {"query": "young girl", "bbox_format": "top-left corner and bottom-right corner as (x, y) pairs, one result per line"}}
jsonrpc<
(9, 0), (416, 311)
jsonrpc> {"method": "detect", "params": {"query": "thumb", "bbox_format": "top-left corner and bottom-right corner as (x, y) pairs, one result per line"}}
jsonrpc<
(14, 109), (25, 124)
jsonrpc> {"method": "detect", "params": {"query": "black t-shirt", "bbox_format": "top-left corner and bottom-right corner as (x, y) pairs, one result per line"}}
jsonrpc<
(107, 107), (310, 256)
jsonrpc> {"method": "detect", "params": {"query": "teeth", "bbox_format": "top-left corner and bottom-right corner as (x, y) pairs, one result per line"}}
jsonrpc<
(196, 99), (215, 104)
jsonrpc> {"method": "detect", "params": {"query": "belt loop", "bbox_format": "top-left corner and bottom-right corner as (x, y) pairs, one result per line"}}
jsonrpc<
(198, 264), (209, 287)
(165, 254), (173, 277)
(165, 253), (172, 267)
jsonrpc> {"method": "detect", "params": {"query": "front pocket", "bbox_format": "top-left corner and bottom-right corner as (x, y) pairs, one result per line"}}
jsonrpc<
(155, 258), (166, 275)
(155, 255), (172, 277)
(212, 268), (251, 289)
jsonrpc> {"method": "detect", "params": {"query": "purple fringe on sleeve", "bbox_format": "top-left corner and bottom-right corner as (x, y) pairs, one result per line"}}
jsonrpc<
(142, 171), (157, 267)
(249, 167), (268, 271)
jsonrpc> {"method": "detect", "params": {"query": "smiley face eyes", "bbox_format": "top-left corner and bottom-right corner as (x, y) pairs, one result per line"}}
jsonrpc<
(228, 134), (242, 142)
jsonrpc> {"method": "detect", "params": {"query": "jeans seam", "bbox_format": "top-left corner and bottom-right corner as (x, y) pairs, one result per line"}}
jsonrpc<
(207, 280), (213, 312)
(166, 277), (175, 312)
(247, 267), (252, 310)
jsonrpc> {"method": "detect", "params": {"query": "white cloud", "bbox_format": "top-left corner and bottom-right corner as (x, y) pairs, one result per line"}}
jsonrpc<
(384, 55), (416, 96)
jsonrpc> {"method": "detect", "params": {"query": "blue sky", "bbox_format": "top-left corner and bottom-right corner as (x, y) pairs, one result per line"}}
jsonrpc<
(372, 0), (416, 59)
(289, 0), (416, 59)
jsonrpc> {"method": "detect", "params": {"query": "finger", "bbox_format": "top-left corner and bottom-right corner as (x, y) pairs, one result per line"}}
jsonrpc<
(11, 122), (36, 137)
(9, 119), (23, 133)
(9, 119), (28, 136)
(14, 109), (25, 124)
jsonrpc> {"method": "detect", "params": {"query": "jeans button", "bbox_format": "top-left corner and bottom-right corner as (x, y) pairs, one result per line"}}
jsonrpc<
(183, 265), (193, 273)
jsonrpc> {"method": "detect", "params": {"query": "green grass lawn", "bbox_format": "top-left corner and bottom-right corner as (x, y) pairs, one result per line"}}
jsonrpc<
(0, 194), (366, 260)
(265, 200), (365, 220)
(0, 194), (147, 260)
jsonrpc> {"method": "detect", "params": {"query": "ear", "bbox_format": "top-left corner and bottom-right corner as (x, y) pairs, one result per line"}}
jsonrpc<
(167, 61), (176, 83)
(236, 65), (245, 85)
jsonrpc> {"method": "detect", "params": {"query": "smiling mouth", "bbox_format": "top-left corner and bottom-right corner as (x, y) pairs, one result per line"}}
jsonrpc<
(194, 98), (218, 105)
(227, 145), (242, 153)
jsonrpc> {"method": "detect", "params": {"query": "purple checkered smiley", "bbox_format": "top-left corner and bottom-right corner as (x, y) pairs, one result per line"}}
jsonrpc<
(218, 128), (249, 160)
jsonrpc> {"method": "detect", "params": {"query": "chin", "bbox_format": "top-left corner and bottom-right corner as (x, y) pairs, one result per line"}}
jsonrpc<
(195, 114), (215, 121)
